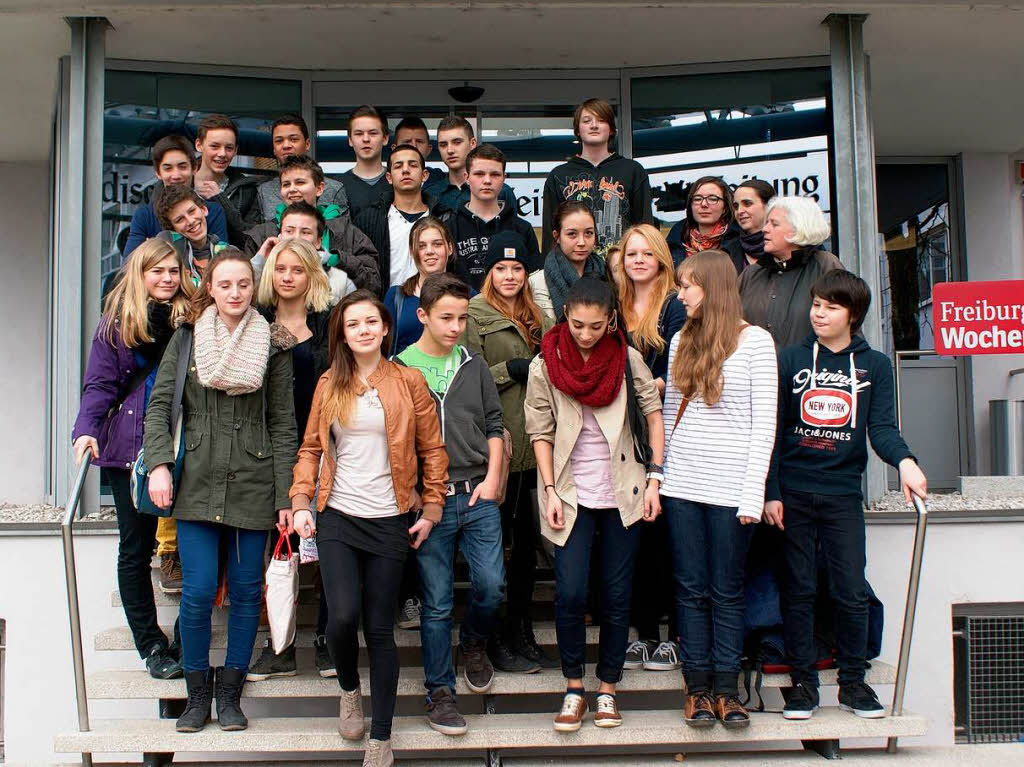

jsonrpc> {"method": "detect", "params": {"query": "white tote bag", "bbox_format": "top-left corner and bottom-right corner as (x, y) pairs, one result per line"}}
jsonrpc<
(265, 533), (299, 654)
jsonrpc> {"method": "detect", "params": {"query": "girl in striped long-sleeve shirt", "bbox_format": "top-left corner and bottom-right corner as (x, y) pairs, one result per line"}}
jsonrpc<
(660, 250), (777, 730)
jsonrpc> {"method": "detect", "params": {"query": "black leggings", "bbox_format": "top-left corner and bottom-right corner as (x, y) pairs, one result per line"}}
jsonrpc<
(501, 470), (541, 622)
(318, 529), (406, 740)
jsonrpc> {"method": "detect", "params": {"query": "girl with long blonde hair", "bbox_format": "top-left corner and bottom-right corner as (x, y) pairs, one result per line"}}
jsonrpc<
(291, 290), (448, 767)
(616, 225), (686, 675)
(464, 231), (555, 670)
(72, 237), (194, 681)
(660, 250), (777, 730)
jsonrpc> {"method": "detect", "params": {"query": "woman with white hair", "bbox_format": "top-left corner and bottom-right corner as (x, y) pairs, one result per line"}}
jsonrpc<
(738, 196), (842, 349)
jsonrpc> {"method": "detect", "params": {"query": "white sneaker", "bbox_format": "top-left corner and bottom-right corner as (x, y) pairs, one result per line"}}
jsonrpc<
(643, 641), (681, 671)
(397, 597), (421, 629)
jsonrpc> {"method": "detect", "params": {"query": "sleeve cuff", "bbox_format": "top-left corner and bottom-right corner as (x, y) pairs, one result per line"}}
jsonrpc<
(420, 502), (443, 523)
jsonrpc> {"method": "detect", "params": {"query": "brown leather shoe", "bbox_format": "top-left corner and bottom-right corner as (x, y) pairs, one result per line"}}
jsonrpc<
(159, 554), (183, 594)
(553, 691), (588, 732)
(683, 691), (716, 727)
(715, 694), (750, 729)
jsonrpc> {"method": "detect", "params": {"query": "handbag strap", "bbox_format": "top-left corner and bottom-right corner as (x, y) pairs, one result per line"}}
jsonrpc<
(170, 327), (193, 431)
(672, 394), (690, 432)
(271, 530), (293, 561)
(106, 355), (160, 419)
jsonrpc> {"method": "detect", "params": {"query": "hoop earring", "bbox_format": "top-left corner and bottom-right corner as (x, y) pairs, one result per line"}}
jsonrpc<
(608, 312), (619, 332)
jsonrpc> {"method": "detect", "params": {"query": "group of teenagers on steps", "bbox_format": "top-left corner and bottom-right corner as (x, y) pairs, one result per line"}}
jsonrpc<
(72, 97), (928, 767)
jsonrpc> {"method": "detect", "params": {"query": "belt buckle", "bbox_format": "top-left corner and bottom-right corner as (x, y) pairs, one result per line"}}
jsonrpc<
(445, 483), (457, 497)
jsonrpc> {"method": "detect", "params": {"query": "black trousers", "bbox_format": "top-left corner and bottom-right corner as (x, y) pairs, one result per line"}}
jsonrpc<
(107, 468), (176, 658)
(501, 470), (542, 622)
(630, 511), (676, 642)
(318, 514), (406, 741)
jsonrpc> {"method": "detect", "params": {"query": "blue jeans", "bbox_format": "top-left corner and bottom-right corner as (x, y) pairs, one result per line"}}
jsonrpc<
(554, 505), (641, 684)
(176, 519), (268, 673)
(417, 492), (505, 692)
(664, 496), (753, 695)
(781, 488), (868, 687)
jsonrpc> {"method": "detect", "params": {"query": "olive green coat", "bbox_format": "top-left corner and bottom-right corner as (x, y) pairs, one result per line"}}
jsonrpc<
(144, 325), (298, 530)
(462, 294), (554, 473)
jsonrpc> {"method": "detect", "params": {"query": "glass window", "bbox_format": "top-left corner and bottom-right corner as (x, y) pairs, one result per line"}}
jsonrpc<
(630, 66), (833, 238)
(876, 162), (952, 352)
(102, 70), (302, 285)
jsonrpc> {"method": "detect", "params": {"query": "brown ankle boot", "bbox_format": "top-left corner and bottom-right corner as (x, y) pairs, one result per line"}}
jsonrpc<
(715, 694), (750, 729)
(683, 691), (716, 727)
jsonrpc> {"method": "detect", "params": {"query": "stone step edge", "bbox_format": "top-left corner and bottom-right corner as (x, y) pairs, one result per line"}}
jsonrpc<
(86, 662), (897, 700)
(54, 708), (928, 754)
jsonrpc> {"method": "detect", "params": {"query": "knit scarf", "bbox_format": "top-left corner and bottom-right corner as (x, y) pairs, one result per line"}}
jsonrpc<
(543, 247), (606, 322)
(541, 322), (627, 408)
(684, 219), (728, 257)
(135, 301), (176, 364)
(193, 305), (270, 395)
(739, 230), (765, 262)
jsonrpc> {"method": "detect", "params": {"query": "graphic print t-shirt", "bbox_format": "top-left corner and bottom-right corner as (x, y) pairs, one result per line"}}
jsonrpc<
(396, 344), (461, 395)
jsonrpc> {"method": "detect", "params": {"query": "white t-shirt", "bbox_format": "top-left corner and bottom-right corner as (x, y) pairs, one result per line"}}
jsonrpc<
(327, 389), (400, 518)
(387, 206), (425, 286)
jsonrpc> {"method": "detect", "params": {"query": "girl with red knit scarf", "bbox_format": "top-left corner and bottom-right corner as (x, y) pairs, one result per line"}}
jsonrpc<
(524, 276), (665, 732)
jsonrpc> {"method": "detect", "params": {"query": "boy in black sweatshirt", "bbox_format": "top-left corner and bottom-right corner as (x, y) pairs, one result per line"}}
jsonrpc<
(764, 270), (927, 721)
(441, 144), (541, 291)
(541, 98), (653, 257)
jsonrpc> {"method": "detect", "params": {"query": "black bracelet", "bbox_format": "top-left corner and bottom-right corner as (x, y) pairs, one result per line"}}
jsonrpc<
(544, 483), (556, 492)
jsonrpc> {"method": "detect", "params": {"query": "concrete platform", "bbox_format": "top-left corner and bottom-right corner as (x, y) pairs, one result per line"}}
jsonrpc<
(85, 661), (897, 699)
(54, 708), (927, 756)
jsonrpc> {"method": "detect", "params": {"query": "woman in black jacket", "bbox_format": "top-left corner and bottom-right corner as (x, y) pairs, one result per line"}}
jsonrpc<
(732, 179), (776, 268)
(249, 237), (336, 682)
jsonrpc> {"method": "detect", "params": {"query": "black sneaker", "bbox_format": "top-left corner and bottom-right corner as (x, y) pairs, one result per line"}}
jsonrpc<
(461, 641), (495, 693)
(488, 636), (541, 674)
(644, 641), (682, 671)
(426, 686), (468, 736)
(245, 640), (297, 681)
(146, 644), (183, 680)
(782, 682), (820, 720)
(314, 634), (337, 678)
(397, 597), (421, 629)
(623, 639), (657, 670)
(509, 619), (560, 670)
(839, 681), (886, 719)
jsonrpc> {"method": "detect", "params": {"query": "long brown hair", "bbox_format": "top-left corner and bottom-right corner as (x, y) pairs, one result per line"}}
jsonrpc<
(616, 224), (675, 358)
(102, 238), (194, 347)
(321, 290), (393, 426)
(481, 268), (545, 350)
(670, 250), (744, 406)
(187, 247), (255, 324)
(400, 216), (453, 297)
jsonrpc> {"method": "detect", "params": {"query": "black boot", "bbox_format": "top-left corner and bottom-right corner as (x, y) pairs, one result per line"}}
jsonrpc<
(215, 666), (249, 731)
(175, 669), (213, 733)
(508, 617), (559, 669)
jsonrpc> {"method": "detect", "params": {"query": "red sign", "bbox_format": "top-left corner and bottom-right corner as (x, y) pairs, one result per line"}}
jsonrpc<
(933, 280), (1024, 355)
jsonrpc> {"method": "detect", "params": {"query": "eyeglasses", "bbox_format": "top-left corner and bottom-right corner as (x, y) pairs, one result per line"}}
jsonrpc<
(692, 195), (723, 206)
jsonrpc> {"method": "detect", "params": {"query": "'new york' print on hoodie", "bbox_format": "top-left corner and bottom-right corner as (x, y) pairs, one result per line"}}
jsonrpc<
(541, 153), (653, 256)
(766, 332), (915, 502)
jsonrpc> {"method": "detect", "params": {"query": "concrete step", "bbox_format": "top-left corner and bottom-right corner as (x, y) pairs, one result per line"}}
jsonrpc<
(54, 708), (927, 756)
(86, 661), (897, 700)
(94, 622), (602, 651)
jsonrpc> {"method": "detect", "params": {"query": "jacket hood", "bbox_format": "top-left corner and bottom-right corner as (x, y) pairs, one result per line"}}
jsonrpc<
(564, 151), (625, 169)
(799, 331), (871, 355)
(798, 331), (872, 429)
(454, 198), (517, 225)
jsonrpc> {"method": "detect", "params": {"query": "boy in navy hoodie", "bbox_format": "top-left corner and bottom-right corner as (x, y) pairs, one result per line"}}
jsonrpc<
(764, 270), (927, 721)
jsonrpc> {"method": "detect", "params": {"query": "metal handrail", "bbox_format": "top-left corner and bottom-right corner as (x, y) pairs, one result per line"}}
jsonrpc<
(886, 492), (929, 753)
(61, 457), (93, 767)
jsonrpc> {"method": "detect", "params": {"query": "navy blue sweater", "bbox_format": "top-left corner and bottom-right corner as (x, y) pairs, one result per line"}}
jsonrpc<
(124, 198), (228, 257)
(766, 332), (915, 501)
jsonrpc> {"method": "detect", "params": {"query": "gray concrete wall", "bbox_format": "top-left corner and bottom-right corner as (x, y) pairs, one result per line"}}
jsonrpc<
(0, 162), (51, 503)
(960, 152), (1024, 475)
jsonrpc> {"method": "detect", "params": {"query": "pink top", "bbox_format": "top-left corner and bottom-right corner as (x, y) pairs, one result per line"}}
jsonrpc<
(570, 406), (618, 509)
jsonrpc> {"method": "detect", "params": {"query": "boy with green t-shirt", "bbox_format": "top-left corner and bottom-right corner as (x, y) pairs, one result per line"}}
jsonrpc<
(395, 273), (532, 737)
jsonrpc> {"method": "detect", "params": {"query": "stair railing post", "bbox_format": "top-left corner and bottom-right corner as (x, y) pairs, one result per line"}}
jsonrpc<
(886, 493), (929, 753)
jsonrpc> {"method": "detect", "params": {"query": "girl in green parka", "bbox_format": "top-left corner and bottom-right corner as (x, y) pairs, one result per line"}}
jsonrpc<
(463, 231), (556, 671)
(144, 247), (298, 735)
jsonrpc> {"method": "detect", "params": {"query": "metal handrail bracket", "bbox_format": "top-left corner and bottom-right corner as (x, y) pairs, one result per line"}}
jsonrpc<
(887, 493), (929, 753)
(61, 457), (93, 767)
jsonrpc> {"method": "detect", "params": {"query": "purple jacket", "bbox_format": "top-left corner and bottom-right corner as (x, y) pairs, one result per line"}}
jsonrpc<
(72, 320), (150, 470)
